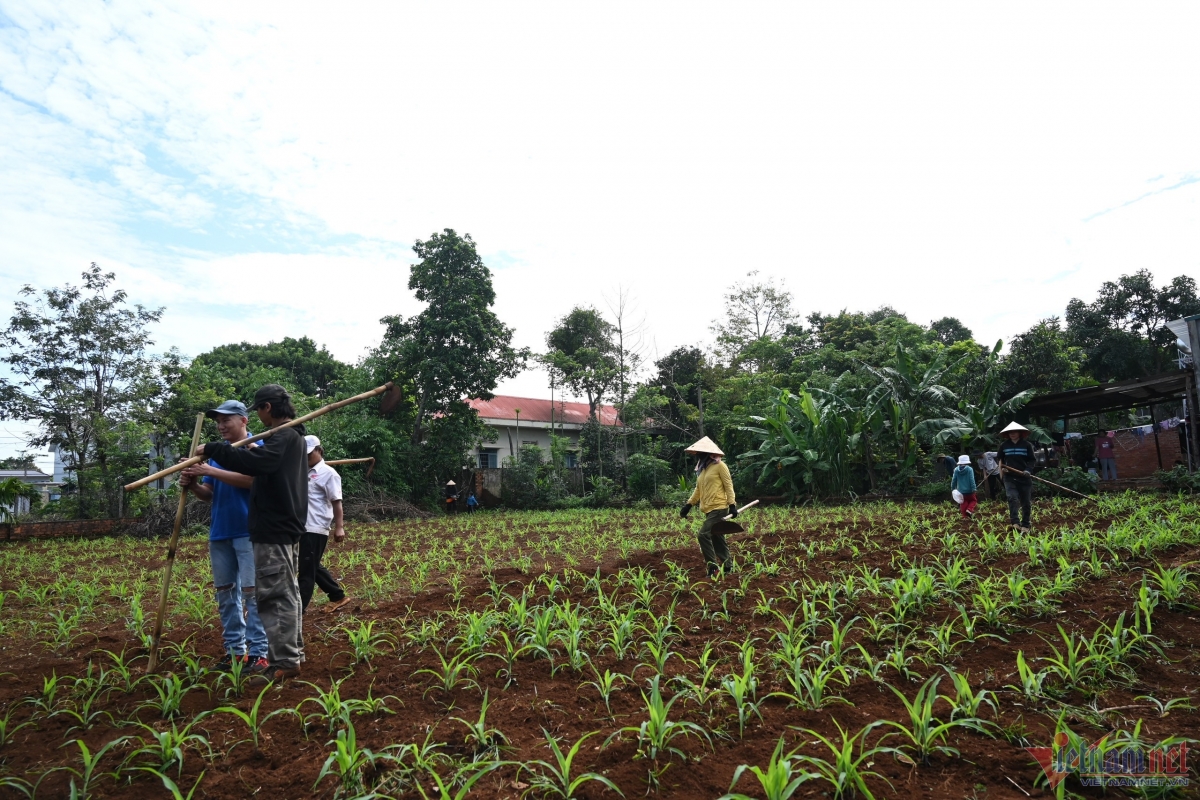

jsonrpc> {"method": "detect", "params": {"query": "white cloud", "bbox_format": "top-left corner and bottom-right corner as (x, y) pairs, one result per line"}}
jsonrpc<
(0, 0), (1198, 457)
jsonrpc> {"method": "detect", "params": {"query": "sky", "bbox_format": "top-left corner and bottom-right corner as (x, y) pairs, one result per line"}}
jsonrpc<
(1, 2), (1198, 470)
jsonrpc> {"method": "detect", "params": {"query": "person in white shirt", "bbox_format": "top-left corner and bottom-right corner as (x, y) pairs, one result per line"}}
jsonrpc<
(975, 450), (1002, 500)
(300, 436), (350, 613)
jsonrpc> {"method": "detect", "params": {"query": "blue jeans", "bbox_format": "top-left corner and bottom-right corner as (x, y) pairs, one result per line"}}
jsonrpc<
(210, 537), (269, 659)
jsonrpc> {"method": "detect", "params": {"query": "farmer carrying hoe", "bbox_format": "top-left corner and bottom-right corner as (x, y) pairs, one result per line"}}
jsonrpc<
(679, 436), (738, 580)
(997, 421), (1037, 532)
(196, 384), (309, 683)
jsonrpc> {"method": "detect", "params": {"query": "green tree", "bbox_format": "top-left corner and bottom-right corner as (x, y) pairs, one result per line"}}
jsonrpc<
(997, 317), (1089, 398)
(0, 477), (40, 522)
(0, 265), (163, 518)
(192, 336), (345, 398)
(1065, 270), (1200, 381)
(711, 271), (796, 372)
(928, 317), (974, 346)
(545, 306), (618, 420)
(378, 229), (528, 446)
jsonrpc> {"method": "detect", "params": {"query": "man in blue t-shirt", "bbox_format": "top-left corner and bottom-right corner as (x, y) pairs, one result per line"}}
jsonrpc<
(179, 400), (269, 671)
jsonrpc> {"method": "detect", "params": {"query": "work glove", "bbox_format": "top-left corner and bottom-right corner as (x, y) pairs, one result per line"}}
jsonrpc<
(679, 503), (692, 518)
(728, 504), (738, 518)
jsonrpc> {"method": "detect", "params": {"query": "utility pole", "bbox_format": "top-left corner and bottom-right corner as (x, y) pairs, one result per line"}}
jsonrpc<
(698, 386), (705, 437)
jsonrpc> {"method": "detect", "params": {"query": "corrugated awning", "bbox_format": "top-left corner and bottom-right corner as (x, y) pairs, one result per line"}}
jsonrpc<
(1024, 371), (1192, 418)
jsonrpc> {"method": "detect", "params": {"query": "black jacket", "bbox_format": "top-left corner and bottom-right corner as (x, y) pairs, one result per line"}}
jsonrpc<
(997, 439), (1037, 485)
(205, 424), (308, 544)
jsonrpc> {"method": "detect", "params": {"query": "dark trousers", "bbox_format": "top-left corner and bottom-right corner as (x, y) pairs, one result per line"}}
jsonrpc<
(299, 532), (345, 611)
(1005, 480), (1033, 528)
(985, 473), (1002, 500)
(697, 508), (732, 574)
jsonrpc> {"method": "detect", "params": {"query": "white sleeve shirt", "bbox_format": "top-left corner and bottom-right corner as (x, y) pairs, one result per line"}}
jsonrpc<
(305, 460), (343, 534)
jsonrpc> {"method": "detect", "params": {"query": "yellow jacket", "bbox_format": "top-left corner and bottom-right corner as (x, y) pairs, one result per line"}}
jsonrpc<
(687, 460), (736, 513)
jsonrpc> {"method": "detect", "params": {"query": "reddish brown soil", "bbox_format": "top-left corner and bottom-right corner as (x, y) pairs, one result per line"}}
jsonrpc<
(1, 500), (1198, 799)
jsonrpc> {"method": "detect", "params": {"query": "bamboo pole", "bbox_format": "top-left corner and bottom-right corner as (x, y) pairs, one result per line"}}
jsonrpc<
(1002, 465), (1092, 501)
(125, 382), (395, 492)
(323, 458), (375, 466)
(146, 412), (205, 673)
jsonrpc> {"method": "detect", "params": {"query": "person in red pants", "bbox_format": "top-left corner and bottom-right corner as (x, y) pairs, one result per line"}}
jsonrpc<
(951, 454), (978, 518)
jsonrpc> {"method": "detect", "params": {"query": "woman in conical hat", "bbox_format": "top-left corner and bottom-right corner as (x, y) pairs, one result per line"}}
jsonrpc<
(996, 421), (1035, 532)
(680, 436), (737, 579)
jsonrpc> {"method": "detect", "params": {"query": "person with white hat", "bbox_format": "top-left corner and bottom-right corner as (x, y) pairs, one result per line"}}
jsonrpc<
(301, 435), (350, 614)
(949, 454), (978, 519)
(997, 422), (1036, 531)
(679, 436), (737, 579)
(445, 480), (458, 514)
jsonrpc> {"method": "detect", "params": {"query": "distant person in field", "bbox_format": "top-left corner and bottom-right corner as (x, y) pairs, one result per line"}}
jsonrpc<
(975, 449), (1002, 500)
(445, 480), (458, 514)
(1097, 431), (1117, 481)
(997, 421), (1037, 532)
(950, 454), (978, 519)
(467, 492), (478, 513)
(300, 436), (350, 614)
(679, 436), (737, 579)
(178, 400), (269, 673)
(196, 384), (308, 683)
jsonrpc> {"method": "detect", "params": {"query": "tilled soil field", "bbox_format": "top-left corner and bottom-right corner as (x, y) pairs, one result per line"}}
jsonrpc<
(1, 494), (1198, 799)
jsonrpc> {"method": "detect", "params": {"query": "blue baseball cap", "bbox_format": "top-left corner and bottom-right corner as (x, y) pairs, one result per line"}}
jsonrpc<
(206, 400), (249, 419)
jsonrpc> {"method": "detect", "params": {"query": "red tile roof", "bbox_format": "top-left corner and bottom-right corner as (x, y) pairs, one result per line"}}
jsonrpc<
(468, 395), (621, 426)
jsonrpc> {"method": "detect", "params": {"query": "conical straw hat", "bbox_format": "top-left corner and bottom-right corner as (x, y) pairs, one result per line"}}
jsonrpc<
(446, 480), (456, 486)
(685, 436), (724, 456)
(1000, 421), (1028, 434)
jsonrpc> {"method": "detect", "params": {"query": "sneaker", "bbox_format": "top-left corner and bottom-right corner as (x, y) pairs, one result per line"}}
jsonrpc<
(247, 657), (270, 674)
(215, 653), (248, 672)
(250, 664), (301, 684)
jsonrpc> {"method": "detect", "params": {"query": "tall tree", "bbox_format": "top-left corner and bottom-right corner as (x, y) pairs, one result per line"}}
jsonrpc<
(1066, 270), (1200, 381)
(711, 271), (796, 371)
(997, 317), (1089, 398)
(378, 229), (528, 445)
(545, 306), (618, 419)
(0, 264), (162, 517)
(929, 317), (974, 346)
(193, 336), (345, 398)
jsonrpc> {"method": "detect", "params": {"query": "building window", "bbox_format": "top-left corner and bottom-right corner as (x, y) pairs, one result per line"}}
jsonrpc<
(478, 449), (499, 469)
(565, 451), (579, 468)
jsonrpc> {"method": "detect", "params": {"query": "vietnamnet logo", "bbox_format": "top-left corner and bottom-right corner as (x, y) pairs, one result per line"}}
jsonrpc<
(1026, 731), (1191, 789)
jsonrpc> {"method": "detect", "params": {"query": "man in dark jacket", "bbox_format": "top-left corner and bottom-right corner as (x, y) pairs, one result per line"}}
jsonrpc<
(197, 384), (308, 682)
(996, 421), (1037, 532)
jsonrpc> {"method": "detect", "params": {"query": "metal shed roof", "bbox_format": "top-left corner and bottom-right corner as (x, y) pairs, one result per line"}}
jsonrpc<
(1023, 370), (1192, 418)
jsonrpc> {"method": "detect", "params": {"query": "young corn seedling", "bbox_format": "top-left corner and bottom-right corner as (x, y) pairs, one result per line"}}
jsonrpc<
(313, 720), (382, 796)
(98, 648), (144, 695)
(340, 619), (397, 667)
(790, 720), (895, 800)
(1146, 562), (1194, 610)
(1041, 624), (1097, 693)
(583, 665), (631, 719)
(882, 674), (993, 765)
(484, 631), (531, 689)
(940, 667), (997, 720)
(415, 649), (481, 704)
(678, 640), (723, 708)
(1134, 576), (1161, 634)
(52, 736), (132, 800)
(605, 675), (713, 778)
(520, 729), (624, 799)
(720, 639), (763, 737)
(772, 652), (852, 710)
(449, 690), (509, 759)
(214, 685), (296, 753)
(137, 770), (205, 800)
(1135, 694), (1195, 717)
(51, 681), (113, 733)
(1005, 650), (1050, 701)
(0, 706), (34, 748)
(720, 735), (817, 800)
(140, 672), (201, 720)
(121, 719), (213, 779)
(296, 677), (366, 735)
